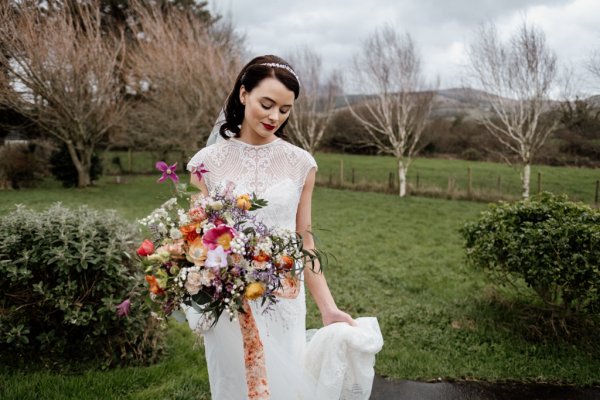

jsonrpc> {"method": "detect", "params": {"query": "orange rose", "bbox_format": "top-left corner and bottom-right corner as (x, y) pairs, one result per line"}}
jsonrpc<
(188, 237), (208, 266)
(278, 255), (294, 270)
(145, 275), (165, 295)
(179, 223), (199, 242)
(253, 252), (270, 262)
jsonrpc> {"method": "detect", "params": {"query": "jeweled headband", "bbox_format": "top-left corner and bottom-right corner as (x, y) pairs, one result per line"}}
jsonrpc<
(259, 62), (301, 87)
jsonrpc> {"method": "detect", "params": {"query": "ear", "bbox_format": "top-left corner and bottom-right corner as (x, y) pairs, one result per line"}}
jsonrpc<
(239, 85), (247, 105)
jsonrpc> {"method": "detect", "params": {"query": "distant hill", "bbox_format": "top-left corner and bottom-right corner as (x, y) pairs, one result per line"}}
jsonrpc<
(337, 88), (600, 120)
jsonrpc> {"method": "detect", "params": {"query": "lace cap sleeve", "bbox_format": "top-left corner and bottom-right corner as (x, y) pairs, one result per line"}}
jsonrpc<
(187, 146), (209, 172)
(299, 149), (318, 186)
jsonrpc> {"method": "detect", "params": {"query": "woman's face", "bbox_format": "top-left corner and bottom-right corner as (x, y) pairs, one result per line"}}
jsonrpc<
(239, 77), (295, 142)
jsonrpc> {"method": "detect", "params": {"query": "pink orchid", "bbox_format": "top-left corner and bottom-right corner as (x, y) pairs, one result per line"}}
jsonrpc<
(202, 225), (235, 252)
(156, 161), (179, 183)
(116, 298), (131, 317)
(191, 163), (209, 181)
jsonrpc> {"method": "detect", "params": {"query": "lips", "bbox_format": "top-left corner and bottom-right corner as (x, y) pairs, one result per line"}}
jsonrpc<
(262, 123), (276, 131)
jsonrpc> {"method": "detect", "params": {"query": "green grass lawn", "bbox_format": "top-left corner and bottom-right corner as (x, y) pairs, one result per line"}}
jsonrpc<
(1, 175), (599, 399)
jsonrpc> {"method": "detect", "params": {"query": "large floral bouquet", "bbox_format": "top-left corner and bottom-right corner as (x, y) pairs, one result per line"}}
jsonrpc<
(136, 161), (320, 329)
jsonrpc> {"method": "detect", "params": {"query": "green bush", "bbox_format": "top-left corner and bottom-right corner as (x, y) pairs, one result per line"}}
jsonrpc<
(0, 204), (164, 369)
(461, 192), (600, 316)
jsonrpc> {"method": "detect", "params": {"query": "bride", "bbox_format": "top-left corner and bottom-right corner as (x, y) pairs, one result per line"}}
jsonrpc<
(186, 55), (382, 400)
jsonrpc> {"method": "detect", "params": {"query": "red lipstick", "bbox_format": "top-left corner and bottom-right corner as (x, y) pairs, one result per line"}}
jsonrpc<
(262, 123), (276, 131)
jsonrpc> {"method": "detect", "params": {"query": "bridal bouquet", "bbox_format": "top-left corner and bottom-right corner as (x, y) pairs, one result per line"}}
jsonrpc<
(136, 162), (320, 328)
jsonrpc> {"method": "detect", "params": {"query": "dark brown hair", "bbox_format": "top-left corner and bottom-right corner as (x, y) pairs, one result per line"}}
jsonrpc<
(220, 55), (300, 139)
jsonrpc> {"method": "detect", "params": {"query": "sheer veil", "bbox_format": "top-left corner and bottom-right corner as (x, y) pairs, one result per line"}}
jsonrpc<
(206, 107), (228, 146)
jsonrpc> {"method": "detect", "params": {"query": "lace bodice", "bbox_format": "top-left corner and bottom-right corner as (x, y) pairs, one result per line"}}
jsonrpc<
(187, 138), (317, 231)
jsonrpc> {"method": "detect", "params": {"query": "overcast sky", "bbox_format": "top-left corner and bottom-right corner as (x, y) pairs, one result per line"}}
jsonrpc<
(210, 0), (600, 95)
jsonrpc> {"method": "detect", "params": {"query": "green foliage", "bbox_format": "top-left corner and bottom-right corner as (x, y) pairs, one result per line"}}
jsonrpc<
(49, 144), (103, 187)
(0, 204), (164, 369)
(461, 192), (600, 316)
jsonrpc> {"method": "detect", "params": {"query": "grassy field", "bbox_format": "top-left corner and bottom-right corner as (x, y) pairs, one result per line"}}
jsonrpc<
(101, 150), (600, 204)
(1, 175), (599, 399)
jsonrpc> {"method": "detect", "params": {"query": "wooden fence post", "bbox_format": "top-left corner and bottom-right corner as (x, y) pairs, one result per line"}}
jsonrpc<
(467, 167), (472, 197)
(416, 172), (420, 190)
(127, 148), (133, 174)
(339, 159), (344, 185)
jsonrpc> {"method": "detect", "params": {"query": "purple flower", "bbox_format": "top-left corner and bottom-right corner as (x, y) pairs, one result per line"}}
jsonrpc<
(191, 163), (209, 181)
(156, 161), (179, 183)
(116, 299), (131, 317)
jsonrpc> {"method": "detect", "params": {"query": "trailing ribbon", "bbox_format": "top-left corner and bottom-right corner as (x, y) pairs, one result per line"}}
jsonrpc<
(239, 275), (300, 399)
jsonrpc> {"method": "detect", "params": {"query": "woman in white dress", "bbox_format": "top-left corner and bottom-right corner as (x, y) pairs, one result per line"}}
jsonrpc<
(186, 55), (382, 400)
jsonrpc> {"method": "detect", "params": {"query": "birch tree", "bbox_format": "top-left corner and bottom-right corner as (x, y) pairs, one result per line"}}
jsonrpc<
(347, 26), (435, 197)
(0, 1), (127, 187)
(286, 47), (341, 154)
(467, 21), (559, 198)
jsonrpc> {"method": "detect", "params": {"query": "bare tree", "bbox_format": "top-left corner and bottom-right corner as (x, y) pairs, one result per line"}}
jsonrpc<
(347, 26), (435, 197)
(589, 49), (600, 83)
(125, 3), (242, 161)
(467, 21), (559, 198)
(286, 47), (341, 154)
(0, 1), (128, 187)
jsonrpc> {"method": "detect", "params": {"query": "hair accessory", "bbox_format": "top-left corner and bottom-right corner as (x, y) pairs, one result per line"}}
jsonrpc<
(259, 62), (301, 87)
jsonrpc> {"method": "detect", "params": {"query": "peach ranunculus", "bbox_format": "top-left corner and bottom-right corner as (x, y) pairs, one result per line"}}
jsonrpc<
(136, 240), (155, 256)
(188, 207), (207, 222)
(202, 225), (235, 252)
(187, 237), (208, 266)
(156, 239), (185, 258)
(245, 282), (266, 300)
(185, 270), (203, 295)
(236, 194), (252, 211)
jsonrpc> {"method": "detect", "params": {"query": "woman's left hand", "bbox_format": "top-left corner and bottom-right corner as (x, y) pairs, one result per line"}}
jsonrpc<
(322, 307), (358, 327)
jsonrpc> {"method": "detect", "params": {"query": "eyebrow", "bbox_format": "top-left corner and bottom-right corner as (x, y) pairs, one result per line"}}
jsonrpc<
(261, 96), (292, 108)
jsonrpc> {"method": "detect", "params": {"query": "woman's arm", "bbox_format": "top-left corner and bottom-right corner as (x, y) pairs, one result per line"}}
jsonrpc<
(297, 168), (356, 327)
(190, 172), (209, 196)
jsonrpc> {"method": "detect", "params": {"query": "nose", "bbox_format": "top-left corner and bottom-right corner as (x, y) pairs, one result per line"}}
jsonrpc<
(268, 109), (279, 122)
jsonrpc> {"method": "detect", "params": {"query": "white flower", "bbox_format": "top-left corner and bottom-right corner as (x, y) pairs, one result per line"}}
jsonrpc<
(170, 228), (182, 240)
(209, 200), (223, 211)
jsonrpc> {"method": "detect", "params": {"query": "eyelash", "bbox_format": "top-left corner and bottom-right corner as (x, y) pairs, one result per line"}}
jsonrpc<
(261, 104), (290, 114)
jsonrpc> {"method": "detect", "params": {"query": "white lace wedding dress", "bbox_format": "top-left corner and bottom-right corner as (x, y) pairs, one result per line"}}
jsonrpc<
(186, 138), (383, 400)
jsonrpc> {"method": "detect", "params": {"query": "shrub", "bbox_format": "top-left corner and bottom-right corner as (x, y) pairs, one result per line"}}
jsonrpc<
(461, 193), (600, 317)
(0, 204), (164, 369)
(0, 142), (49, 189)
(49, 144), (103, 187)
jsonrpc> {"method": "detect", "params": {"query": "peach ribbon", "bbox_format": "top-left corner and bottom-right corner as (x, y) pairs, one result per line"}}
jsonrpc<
(238, 275), (300, 400)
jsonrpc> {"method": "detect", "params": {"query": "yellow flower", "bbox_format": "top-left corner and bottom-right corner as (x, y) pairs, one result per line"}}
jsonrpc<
(236, 194), (252, 211)
(245, 282), (265, 300)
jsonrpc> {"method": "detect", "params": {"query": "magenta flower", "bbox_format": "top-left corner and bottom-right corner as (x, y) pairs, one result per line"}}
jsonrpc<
(116, 298), (131, 317)
(191, 163), (209, 181)
(156, 161), (179, 183)
(202, 225), (235, 252)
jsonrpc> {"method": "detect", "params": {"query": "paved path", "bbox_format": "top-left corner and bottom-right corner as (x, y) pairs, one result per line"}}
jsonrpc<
(370, 375), (600, 400)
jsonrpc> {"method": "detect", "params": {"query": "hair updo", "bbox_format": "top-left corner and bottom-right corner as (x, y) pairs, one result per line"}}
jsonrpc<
(219, 55), (301, 139)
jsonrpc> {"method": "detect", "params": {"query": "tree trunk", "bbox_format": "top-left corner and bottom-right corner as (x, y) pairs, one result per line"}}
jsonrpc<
(522, 163), (531, 198)
(66, 141), (92, 188)
(398, 159), (407, 197)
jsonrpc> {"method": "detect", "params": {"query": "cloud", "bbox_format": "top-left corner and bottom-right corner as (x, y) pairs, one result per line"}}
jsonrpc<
(212, 0), (599, 93)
